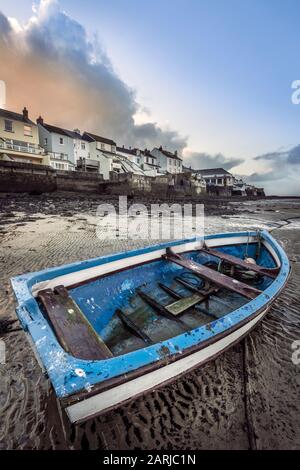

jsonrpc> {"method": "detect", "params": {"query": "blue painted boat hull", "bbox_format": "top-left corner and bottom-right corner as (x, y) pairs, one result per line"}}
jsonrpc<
(11, 230), (290, 423)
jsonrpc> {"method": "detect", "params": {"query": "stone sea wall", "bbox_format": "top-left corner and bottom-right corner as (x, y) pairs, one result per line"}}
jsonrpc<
(0, 161), (103, 194)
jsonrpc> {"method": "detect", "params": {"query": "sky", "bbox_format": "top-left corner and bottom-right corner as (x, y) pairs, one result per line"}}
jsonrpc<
(0, 0), (299, 195)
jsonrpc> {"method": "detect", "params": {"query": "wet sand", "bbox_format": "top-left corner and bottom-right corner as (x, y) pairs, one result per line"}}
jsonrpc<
(0, 194), (299, 449)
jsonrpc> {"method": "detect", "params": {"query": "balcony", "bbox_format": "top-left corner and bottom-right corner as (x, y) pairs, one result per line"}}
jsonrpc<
(48, 152), (70, 161)
(76, 157), (100, 172)
(0, 140), (45, 155)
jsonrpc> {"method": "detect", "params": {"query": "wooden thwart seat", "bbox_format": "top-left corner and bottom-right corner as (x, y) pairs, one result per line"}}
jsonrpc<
(201, 247), (279, 278)
(160, 281), (219, 315)
(38, 285), (113, 360)
(163, 250), (262, 300)
(166, 293), (207, 316)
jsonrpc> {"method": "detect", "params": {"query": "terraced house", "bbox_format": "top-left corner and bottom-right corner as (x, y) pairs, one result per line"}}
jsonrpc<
(150, 146), (182, 174)
(81, 132), (120, 179)
(0, 107), (46, 164)
(36, 117), (84, 171)
(116, 146), (160, 177)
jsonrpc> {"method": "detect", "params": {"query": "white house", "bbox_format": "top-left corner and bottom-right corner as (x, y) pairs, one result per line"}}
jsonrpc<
(37, 117), (81, 171)
(116, 146), (141, 166)
(140, 149), (160, 176)
(194, 168), (234, 188)
(150, 146), (182, 174)
(81, 132), (119, 179)
(116, 146), (160, 177)
(71, 128), (90, 163)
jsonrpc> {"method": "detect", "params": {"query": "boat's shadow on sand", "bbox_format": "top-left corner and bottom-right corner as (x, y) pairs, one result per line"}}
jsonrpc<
(0, 196), (300, 450)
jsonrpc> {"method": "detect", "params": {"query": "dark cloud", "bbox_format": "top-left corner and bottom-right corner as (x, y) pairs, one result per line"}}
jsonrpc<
(254, 145), (300, 166)
(287, 145), (300, 164)
(244, 171), (281, 183)
(0, 11), (11, 36)
(183, 151), (244, 171)
(243, 144), (300, 195)
(0, 2), (187, 152)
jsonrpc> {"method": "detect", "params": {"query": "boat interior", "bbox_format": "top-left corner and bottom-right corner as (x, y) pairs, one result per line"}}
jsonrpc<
(37, 241), (278, 360)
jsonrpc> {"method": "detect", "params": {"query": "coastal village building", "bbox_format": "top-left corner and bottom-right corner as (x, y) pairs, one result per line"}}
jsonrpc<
(194, 168), (234, 188)
(114, 154), (146, 176)
(37, 117), (78, 171)
(150, 146), (183, 174)
(72, 128), (90, 164)
(232, 177), (247, 196)
(81, 132), (121, 179)
(0, 107), (46, 164)
(182, 166), (207, 192)
(140, 149), (160, 176)
(116, 146), (141, 166)
(116, 146), (160, 177)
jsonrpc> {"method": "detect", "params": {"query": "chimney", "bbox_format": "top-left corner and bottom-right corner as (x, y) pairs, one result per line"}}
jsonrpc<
(22, 107), (29, 121)
(174, 150), (178, 157)
(37, 116), (44, 125)
(159, 145), (162, 151)
(74, 128), (80, 134)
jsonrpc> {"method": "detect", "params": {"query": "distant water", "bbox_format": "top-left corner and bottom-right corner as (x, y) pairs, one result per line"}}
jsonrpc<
(0, 197), (299, 449)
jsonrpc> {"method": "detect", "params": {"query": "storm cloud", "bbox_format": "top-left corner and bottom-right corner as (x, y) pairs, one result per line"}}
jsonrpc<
(0, 0), (187, 151)
(243, 144), (300, 195)
(183, 150), (244, 171)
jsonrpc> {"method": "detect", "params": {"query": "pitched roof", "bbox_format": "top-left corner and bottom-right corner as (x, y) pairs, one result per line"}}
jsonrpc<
(145, 162), (160, 167)
(39, 122), (81, 139)
(83, 132), (116, 146)
(0, 107), (35, 125)
(142, 149), (157, 158)
(154, 147), (182, 161)
(194, 168), (232, 176)
(116, 146), (137, 155)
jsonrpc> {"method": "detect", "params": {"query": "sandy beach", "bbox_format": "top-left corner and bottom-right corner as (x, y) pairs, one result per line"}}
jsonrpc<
(0, 194), (299, 450)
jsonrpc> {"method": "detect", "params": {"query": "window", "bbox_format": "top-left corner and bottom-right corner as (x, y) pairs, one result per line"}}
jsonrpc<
(55, 163), (65, 170)
(137, 158), (140, 164)
(44, 138), (48, 145)
(4, 120), (13, 132)
(81, 142), (86, 150)
(59, 137), (64, 145)
(111, 146), (116, 152)
(152, 159), (154, 165)
(217, 178), (223, 185)
(24, 125), (32, 137)
(101, 143), (105, 150)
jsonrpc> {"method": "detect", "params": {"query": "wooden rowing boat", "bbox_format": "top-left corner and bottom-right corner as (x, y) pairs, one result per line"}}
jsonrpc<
(11, 230), (290, 423)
